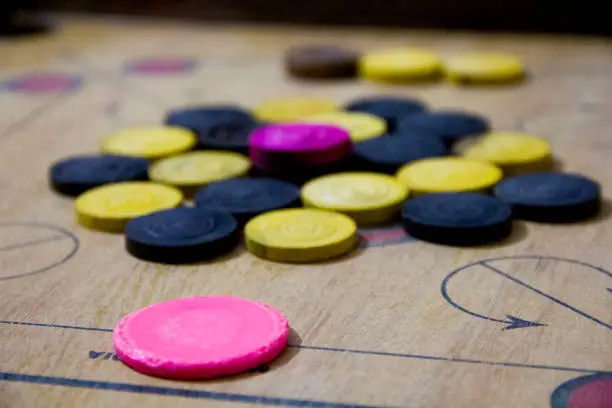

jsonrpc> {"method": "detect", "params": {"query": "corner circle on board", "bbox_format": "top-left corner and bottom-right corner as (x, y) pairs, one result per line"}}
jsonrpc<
(124, 57), (198, 76)
(0, 221), (80, 281)
(1, 72), (83, 94)
(446, 255), (612, 279)
(442, 255), (612, 331)
(550, 373), (612, 408)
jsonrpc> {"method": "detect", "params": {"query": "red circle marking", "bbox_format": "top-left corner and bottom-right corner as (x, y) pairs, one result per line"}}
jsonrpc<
(568, 378), (612, 408)
(113, 296), (289, 379)
(127, 58), (196, 75)
(8, 73), (80, 94)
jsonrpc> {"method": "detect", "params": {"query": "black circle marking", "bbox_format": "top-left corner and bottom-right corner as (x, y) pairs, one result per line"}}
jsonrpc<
(0, 222), (79, 281)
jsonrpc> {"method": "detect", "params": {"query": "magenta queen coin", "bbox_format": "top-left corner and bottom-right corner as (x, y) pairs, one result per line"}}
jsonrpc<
(248, 123), (351, 170)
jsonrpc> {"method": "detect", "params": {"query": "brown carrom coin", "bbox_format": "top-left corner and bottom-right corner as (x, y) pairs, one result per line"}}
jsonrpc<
(285, 45), (359, 79)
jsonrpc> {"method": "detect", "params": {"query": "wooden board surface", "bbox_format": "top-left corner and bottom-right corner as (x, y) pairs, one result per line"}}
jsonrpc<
(1, 14), (611, 408)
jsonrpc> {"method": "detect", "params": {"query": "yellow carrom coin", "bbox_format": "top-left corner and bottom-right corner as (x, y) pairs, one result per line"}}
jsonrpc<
(444, 52), (525, 85)
(396, 157), (503, 195)
(304, 112), (387, 142)
(253, 97), (339, 123)
(75, 182), (183, 232)
(100, 127), (196, 160)
(456, 132), (552, 175)
(301, 172), (409, 225)
(245, 208), (358, 263)
(148, 151), (250, 196)
(359, 48), (443, 83)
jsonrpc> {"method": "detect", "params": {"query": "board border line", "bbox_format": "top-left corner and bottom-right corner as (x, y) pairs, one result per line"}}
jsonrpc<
(0, 371), (387, 408)
(1, 319), (610, 376)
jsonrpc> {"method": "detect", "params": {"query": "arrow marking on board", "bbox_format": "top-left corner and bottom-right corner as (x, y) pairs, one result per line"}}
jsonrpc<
(441, 265), (546, 330)
(441, 256), (612, 331)
(503, 315), (547, 330)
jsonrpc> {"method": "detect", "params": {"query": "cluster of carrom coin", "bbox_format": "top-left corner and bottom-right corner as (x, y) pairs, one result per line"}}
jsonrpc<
(50, 94), (602, 265)
(285, 45), (526, 85)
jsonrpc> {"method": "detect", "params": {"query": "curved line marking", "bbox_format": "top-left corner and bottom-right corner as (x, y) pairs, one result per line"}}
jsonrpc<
(441, 255), (612, 330)
(0, 221), (80, 281)
(550, 373), (612, 408)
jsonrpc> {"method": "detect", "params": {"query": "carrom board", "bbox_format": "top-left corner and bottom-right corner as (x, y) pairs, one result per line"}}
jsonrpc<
(1, 14), (611, 408)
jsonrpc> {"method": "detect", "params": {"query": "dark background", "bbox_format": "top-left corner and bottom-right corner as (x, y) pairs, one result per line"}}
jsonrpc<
(4, 0), (612, 35)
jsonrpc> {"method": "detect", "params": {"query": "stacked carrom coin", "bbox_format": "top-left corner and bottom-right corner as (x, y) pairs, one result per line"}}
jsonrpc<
(125, 207), (240, 263)
(49, 155), (149, 196)
(344, 96), (428, 132)
(303, 111), (387, 143)
(301, 172), (409, 225)
(253, 97), (339, 123)
(396, 157), (503, 196)
(353, 131), (447, 174)
(358, 48), (443, 83)
(398, 110), (490, 149)
(100, 127), (197, 160)
(285, 45), (359, 80)
(149, 151), (251, 197)
(493, 172), (602, 223)
(195, 178), (301, 225)
(165, 105), (258, 154)
(248, 123), (351, 172)
(454, 132), (553, 176)
(444, 52), (526, 85)
(402, 192), (513, 246)
(75, 182), (184, 232)
(245, 208), (358, 262)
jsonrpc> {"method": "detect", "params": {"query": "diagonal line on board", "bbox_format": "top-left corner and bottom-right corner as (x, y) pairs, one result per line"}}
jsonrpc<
(1, 92), (75, 143)
(70, 56), (170, 110)
(88, 69), (168, 110)
(480, 262), (612, 331)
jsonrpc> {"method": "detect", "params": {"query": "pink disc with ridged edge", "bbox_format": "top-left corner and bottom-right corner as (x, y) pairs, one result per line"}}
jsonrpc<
(113, 296), (289, 379)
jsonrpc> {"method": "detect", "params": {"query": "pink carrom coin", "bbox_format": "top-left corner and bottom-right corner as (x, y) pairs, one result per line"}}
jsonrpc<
(113, 296), (289, 380)
(248, 123), (351, 170)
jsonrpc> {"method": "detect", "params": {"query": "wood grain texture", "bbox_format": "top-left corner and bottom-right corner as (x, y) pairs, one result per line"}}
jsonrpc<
(1, 14), (611, 408)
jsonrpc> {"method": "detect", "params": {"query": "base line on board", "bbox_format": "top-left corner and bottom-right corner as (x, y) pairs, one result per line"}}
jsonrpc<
(1, 319), (609, 375)
(0, 372), (387, 408)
